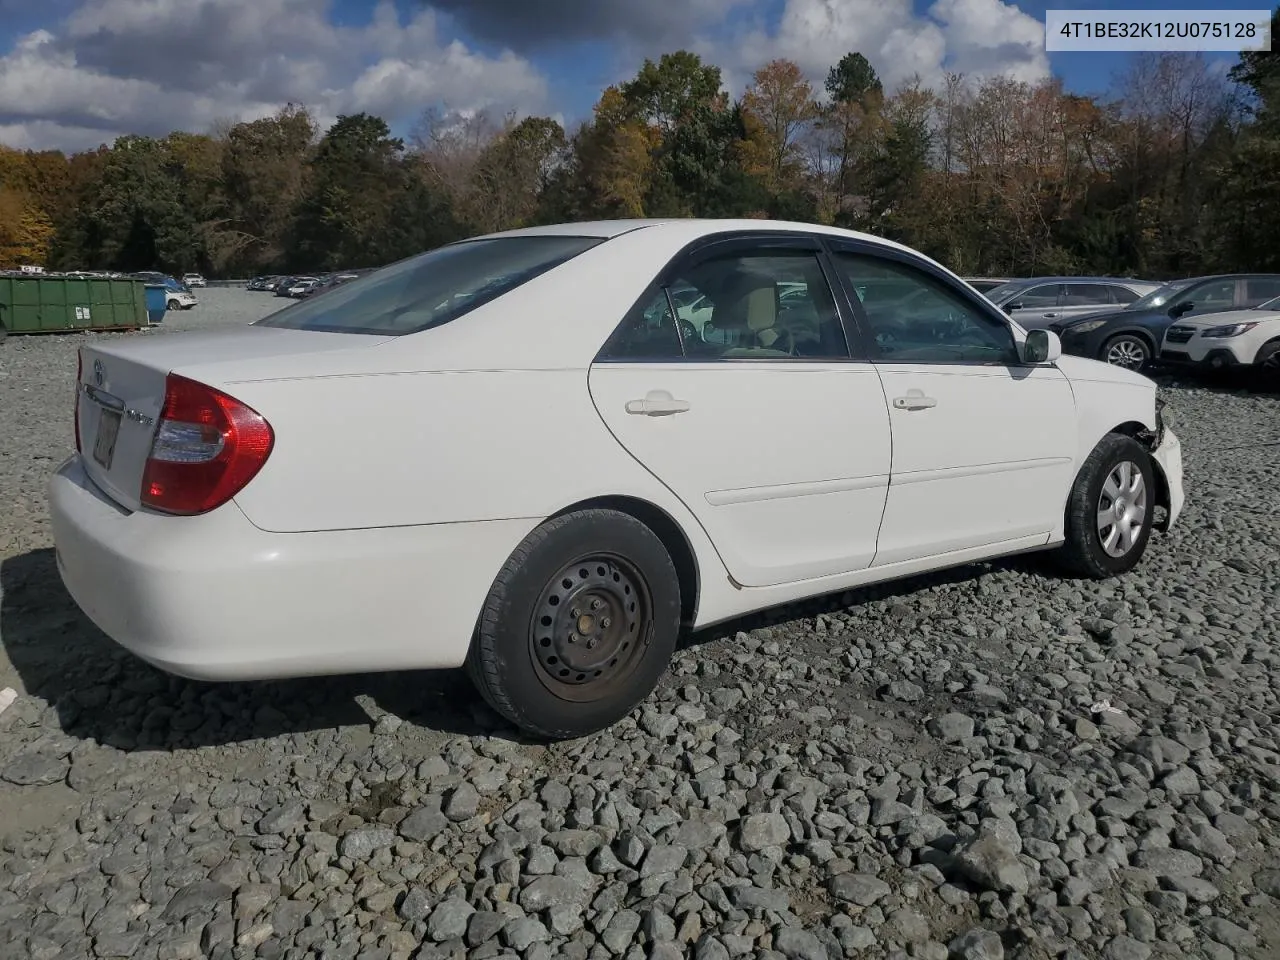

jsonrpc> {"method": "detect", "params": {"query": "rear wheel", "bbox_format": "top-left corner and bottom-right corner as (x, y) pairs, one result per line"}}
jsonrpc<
(1101, 334), (1150, 370)
(466, 509), (682, 740)
(1055, 433), (1155, 578)
(166, 298), (180, 311)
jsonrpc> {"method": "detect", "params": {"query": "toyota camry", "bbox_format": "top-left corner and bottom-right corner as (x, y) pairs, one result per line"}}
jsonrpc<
(50, 219), (1185, 739)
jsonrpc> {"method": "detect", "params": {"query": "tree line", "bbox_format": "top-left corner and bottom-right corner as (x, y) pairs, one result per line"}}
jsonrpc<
(1, 20), (1277, 280)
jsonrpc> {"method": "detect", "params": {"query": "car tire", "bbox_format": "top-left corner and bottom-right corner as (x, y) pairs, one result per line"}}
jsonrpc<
(466, 508), (682, 740)
(1256, 341), (1280, 382)
(166, 299), (179, 311)
(1100, 333), (1150, 370)
(1055, 433), (1156, 579)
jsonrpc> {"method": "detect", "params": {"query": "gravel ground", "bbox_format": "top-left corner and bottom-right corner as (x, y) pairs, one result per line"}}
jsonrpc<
(2, 288), (1280, 960)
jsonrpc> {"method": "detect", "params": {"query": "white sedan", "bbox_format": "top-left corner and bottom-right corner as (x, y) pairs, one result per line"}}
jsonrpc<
(50, 219), (1185, 739)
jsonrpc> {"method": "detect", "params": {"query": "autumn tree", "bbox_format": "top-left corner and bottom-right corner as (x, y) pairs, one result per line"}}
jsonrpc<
(739, 59), (819, 195)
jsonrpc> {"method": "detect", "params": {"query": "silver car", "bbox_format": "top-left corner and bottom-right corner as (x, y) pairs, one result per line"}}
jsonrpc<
(985, 277), (1163, 330)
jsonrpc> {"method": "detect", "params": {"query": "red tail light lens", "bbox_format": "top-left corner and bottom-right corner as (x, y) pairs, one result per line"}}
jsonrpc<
(74, 350), (83, 453)
(140, 374), (274, 515)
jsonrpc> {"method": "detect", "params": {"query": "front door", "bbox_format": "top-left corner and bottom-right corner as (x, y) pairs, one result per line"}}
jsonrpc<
(829, 246), (1078, 567)
(588, 237), (893, 588)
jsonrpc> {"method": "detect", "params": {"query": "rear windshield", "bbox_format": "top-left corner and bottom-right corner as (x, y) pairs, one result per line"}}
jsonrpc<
(255, 235), (604, 335)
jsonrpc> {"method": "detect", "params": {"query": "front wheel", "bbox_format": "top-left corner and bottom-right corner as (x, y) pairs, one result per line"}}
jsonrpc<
(1101, 334), (1150, 370)
(1256, 342), (1280, 383)
(166, 299), (180, 311)
(1055, 433), (1156, 579)
(466, 509), (682, 740)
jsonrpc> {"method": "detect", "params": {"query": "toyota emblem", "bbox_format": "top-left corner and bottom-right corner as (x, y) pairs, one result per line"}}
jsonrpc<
(93, 359), (105, 387)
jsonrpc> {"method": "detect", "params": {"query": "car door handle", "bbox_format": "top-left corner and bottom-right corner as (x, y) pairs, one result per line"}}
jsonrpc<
(892, 393), (937, 411)
(625, 391), (691, 416)
(1041, 312), (1059, 319)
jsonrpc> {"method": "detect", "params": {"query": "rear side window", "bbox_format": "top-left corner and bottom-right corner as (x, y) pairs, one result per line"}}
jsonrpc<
(1061, 283), (1115, 306)
(255, 236), (604, 335)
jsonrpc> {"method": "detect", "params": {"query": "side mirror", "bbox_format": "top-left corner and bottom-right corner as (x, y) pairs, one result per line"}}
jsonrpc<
(1169, 301), (1194, 318)
(1022, 329), (1061, 364)
(1003, 301), (1021, 313)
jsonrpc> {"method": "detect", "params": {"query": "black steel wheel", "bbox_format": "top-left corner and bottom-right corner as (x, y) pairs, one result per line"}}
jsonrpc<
(466, 508), (682, 740)
(529, 554), (651, 702)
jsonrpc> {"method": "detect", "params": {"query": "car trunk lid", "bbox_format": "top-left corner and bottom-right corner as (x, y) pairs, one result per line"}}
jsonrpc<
(76, 326), (391, 511)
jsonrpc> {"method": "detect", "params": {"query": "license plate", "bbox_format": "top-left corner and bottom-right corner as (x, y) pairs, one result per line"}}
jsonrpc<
(93, 408), (122, 469)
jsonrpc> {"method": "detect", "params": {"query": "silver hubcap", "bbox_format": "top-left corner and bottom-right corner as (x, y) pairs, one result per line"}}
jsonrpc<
(1097, 461), (1147, 557)
(1105, 338), (1147, 368)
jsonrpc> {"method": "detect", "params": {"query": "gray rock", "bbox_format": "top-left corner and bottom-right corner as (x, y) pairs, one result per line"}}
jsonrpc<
(953, 831), (1029, 894)
(340, 826), (396, 859)
(739, 813), (790, 851)
(1200, 918), (1256, 950)
(519, 874), (586, 912)
(1131, 848), (1202, 878)
(640, 844), (688, 878)
(546, 830), (603, 857)
(503, 917), (550, 952)
(773, 927), (827, 960)
(948, 928), (1003, 960)
(427, 898), (474, 942)
(467, 911), (507, 946)
(398, 887), (433, 923)
(1102, 937), (1151, 960)
(1122, 907), (1156, 943)
(927, 713), (975, 743)
(257, 802), (305, 834)
(1253, 870), (1280, 898)
(829, 873), (891, 906)
(0, 751), (69, 786)
(601, 909), (642, 954)
(444, 783), (479, 821)
(398, 805), (449, 842)
(163, 882), (233, 921)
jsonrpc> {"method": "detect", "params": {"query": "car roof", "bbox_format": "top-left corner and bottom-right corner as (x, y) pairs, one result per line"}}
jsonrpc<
(998, 276), (1157, 285)
(468, 218), (926, 258)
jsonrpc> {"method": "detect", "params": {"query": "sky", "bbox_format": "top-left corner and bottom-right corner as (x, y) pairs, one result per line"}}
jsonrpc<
(0, 0), (1249, 153)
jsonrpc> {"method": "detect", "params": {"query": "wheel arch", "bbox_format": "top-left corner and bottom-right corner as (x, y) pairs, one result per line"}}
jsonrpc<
(549, 495), (701, 627)
(1254, 335), (1280, 364)
(1105, 420), (1172, 529)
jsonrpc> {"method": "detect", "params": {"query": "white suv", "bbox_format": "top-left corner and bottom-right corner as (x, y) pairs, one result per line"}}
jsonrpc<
(1161, 295), (1280, 376)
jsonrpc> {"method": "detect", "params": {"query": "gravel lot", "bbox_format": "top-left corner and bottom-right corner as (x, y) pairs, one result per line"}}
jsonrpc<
(2, 287), (1279, 960)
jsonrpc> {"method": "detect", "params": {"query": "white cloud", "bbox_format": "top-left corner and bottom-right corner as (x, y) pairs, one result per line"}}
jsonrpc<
(710, 0), (1049, 96)
(0, 0), (550, 151)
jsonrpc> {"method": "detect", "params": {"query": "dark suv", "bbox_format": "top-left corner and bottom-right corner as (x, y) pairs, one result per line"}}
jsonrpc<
(1053, 274), (1280, 369)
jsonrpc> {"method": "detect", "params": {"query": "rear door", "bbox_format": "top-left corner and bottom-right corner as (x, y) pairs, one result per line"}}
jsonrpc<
(588, 234), (893, 588)
(1057, 282), (1122, 323)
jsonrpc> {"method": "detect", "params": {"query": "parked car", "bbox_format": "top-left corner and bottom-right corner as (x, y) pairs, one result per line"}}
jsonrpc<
(285, 277), (320, 298)
(299, 273), (361, 298)
(1160, 294), (1280, 376)
(964, 277), (1016, 293)
(1053, 274), (1280, 369)
(49, 218), (1184, 739)
(135, 272), (197, 310)
(273, 276), (299, 297)
(985, 277), (1162, 331)
(248, 276), (279, 291)
(182, 273), (207, 288)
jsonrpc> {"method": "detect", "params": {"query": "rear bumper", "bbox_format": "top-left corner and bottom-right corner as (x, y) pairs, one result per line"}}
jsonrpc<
(49, 455), (533, 681)
(1151, 428), (1184, 531)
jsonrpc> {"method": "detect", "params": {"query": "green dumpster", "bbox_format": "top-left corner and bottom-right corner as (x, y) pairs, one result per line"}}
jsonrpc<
(0, 276), (148, 338)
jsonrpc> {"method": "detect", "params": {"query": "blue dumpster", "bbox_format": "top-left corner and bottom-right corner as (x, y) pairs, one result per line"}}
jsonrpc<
(144, 284), (167, 325)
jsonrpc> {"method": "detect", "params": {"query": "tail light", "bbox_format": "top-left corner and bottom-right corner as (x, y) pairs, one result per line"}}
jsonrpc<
(74, 350), (83, 453)
(141, 374), (274, 515)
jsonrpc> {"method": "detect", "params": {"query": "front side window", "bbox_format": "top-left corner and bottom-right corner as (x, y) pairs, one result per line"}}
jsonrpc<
(1010, 284), (1060, 308)
(833, 253), (1019, 365)
(1179, 279), (1236, 314)
(599, 249), (850, 361)
(256, 236), (604, 335)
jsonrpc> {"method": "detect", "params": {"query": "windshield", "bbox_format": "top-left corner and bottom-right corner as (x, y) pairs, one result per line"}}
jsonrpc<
(981, 281), (1025, 304)
(1125, 278), (1197, 311)
(255, 236), (604, 335)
